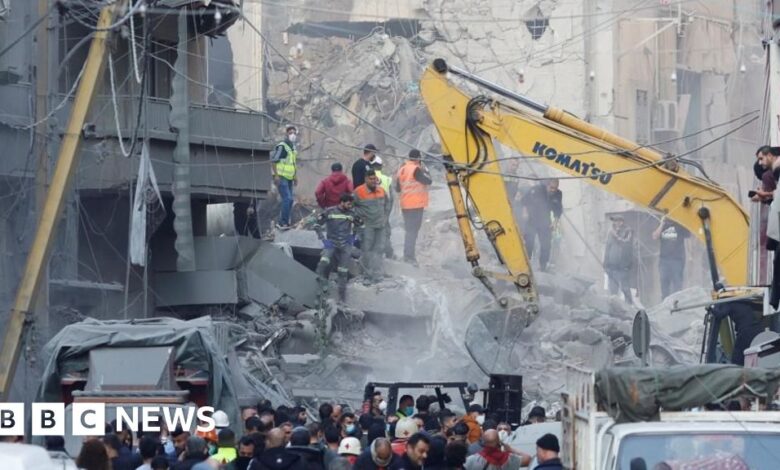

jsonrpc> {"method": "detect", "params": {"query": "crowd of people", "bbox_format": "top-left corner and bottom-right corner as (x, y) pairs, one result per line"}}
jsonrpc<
(50, 395), (561, 470)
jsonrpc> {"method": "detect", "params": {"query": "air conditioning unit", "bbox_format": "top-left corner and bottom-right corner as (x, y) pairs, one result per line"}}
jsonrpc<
(653, 100), (678, 133)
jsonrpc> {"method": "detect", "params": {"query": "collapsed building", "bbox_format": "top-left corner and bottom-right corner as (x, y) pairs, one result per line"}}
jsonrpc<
(0, 0), (771, 410)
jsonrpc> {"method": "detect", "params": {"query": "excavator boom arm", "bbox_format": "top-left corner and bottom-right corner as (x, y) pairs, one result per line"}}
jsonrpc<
(420, 60), (749, 291)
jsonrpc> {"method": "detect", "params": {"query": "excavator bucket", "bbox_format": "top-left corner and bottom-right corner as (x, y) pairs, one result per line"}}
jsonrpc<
(463, 301), (533, 375)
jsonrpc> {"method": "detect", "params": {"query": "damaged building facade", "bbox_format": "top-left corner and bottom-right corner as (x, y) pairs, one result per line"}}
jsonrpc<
(263, 0), (766, 305)
(0, 0), (287, 398)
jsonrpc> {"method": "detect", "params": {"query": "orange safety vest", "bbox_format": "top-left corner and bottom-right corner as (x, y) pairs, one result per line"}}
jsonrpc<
(397, 162), (429, 210)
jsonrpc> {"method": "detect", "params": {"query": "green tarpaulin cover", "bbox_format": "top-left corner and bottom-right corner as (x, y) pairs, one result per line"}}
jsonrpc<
(594, 365), (780, 423)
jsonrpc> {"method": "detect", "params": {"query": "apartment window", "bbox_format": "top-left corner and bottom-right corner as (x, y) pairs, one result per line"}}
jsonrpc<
(149, 40), (177, 99)
(635, 89), (650, 145)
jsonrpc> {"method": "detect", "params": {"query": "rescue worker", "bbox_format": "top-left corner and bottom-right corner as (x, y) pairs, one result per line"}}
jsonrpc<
(339, 437), (362, 466)
(391, 419), (419, 456)
(316, 162), (354, 209)
(372, 156), (395, 259)
(396, 395), (415, 419)
(314, 194), (360, 301)
(603, 214), (634, 303)
(354, 170), (390, 283)
(353, 144), (378, 187)
(213, 428), (238, 465)
(518, 179), (562, 271)
(394, 149), (432, 265)
(271, 125), (299, 229)
(652, 215), (690, 299)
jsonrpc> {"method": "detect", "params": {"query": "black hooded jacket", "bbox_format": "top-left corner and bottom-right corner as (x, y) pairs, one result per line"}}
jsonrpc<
(250, 447), (307, 470)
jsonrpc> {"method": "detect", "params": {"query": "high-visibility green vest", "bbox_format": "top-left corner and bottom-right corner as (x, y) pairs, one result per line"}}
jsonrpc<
(276, 141), (297, 180)
(376, 170), (392, 193)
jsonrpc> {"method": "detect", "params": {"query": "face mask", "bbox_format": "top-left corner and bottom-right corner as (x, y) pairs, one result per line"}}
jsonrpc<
(404, 406), (415, 417)
(163, 440), (175, 455)
(476, 414), (485, 425)
(288, 133), (297, 142)
(346, 424), (356, 434)
(498, 430), (509, 442)
(379, 401), (387, 412)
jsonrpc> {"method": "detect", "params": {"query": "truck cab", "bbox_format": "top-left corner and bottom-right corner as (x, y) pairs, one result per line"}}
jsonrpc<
(596, 413), (780, 469)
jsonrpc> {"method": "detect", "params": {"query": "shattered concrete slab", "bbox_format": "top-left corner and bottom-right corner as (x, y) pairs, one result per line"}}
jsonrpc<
(246, 243), (320, 307)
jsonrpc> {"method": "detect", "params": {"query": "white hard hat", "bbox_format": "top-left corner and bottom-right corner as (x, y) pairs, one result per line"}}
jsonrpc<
(213, 410), (230, 428)
(372, 156), (383, 166)
(395, 418), (417, 439)
(338, 437), (362, 456)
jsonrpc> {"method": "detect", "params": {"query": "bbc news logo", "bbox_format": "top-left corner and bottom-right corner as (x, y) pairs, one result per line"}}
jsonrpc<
(0, 403), (216, 436)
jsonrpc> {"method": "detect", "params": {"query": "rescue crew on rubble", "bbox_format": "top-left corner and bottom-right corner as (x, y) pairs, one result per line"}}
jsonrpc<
(371, 157), (395, 259)
(354, 170), (391, 283)
(271, 125), (299, 230)
(518, 179), (562, 272)
(603, 214), (634, 304)
(394, 149), (432, 266)
(316, 162), (354, 209)
(314, 193), (361, 301)
(353, 144), (378, 187)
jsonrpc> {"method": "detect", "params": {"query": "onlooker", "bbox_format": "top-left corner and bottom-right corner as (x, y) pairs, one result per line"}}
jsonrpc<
(271, 125), (299, 229)
(396, 395), (415, 419)
(353, 144), (378, 188)
(444, 441), (468, 470)
(137, 436), (160, 470)
(462, 405), (485, 445)
(463, 430), (522, 470)
(172, 436), (210, 470)
(534, 434), (563, 470)
(604, 214), (634, 303)
(394, 149), (432, 265)
(316, 162), (354, 209)
(354, 170), (391, 283)
(250, 428), (304, 470)
(652, 216), (690, 299)
(389, 432), (429, 470)
(287, 427), (325, 470)
(518, 179), (563, 271)
(76, 440), (111, 470)
(523, 406), (546, 425)
(103, 433), (135, 470)
(354, 437), (399, 470)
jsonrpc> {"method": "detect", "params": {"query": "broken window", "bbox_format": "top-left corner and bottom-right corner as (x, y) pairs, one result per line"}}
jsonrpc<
(149, 40), (177, 99)
(635, 89), (650, 145)
(524, 5), (549, 40)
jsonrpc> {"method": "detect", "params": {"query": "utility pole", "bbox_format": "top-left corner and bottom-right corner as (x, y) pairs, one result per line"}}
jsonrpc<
(32, 0), (50, 362)
(0, 2), (124, 400)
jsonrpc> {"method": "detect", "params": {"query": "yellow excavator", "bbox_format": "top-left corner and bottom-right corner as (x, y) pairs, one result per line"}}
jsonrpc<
(420, 58), (774, 374)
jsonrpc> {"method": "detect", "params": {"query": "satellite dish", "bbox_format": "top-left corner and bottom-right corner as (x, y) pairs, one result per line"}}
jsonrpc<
(632, 310), (651, 366)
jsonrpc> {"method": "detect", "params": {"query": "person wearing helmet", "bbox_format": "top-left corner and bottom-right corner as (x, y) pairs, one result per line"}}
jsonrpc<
(339, 437), (362, 465)
(371, 156), (395, 260)
(391, 418), (418, 456)
(314, 193), (361, 301)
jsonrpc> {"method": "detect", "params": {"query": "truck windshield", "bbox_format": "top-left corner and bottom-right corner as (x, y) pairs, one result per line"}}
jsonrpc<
(617, 433), (780, 470)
